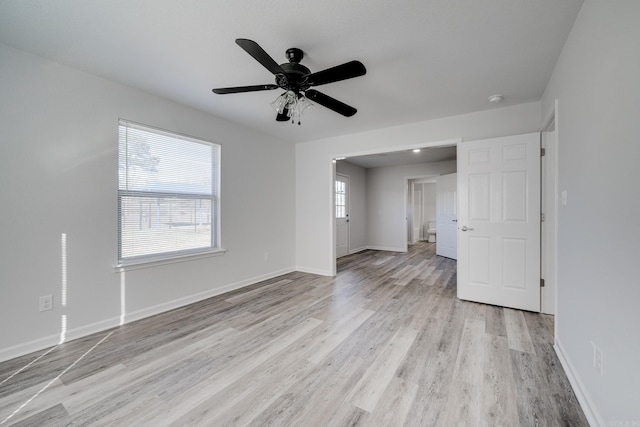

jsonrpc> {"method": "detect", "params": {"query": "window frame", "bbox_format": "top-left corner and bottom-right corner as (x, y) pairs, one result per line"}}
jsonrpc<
(335, 178), (347, 219)
(116, 119), (223, 269)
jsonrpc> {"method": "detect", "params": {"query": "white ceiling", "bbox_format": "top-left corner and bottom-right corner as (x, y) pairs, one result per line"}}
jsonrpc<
(0, 0), (582, 144)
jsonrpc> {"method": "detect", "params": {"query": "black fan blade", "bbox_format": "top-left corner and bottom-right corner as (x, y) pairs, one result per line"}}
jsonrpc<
(236, 38), (286, 76)
(305, 89), (357, 117)
(212, 84), (278, 95)
(306, 61), (366, 87)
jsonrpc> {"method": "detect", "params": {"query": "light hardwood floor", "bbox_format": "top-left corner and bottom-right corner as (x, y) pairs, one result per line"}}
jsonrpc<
(0, 242), (588, 426)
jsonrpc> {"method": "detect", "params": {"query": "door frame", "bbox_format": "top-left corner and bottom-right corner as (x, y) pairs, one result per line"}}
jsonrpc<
(541, 100), (559, 316)
(330, 139), (461, 275)
(407, 176), (438, 244)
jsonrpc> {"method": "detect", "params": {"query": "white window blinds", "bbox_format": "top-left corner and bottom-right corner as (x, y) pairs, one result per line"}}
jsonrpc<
(118, 120), (220, 263)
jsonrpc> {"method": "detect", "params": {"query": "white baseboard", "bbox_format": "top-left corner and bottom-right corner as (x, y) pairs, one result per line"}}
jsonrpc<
(0, 267), (296, 363)
(0, 334), (61, 364)
(294, 265), (333, 276)
(349, 246), (368, 254)
(554, 339), (605, 427)
(0, 316), (121, 364)
(366, 245), (407, 253)
(121, 266), (295, 325)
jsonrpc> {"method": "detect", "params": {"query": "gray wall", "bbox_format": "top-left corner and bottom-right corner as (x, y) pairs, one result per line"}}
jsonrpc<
(366, 161), (455, 251)
(541, 1), (640, 422)
(0, 44), (296, 360)
(338, 162), (449, 253)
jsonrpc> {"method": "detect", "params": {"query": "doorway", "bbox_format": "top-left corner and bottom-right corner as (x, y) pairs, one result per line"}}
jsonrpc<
(407, 177), (437, 244)
(330, 139), (460, 275)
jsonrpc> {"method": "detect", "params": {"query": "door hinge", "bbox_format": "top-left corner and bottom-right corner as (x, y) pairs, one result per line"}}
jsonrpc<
(541, 213), (546, 222)
(541, 148), (546, 157)
(540, 278), (545, 287)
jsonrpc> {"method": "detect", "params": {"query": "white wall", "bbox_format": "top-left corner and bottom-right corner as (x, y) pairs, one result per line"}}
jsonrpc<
(335, 161), (367, 253)
(296, 102), (541, 275)
(367, 161), (455, 251)
(541, 1), (640, 423)
(0, 44), (295, 360)
(424, 183), (437, 225)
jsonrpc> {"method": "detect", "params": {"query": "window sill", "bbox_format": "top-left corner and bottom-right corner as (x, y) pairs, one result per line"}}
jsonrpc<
(114, 248), (226, 272)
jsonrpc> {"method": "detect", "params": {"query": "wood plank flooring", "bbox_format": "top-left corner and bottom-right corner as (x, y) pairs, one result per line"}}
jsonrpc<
(0, 242), (588, 426)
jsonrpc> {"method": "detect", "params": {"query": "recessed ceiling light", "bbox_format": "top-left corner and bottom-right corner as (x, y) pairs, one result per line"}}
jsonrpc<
(488, 94), (503, 103)
(412, 149), (421, 153)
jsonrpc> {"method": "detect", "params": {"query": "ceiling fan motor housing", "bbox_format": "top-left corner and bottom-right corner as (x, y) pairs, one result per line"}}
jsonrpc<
(278, 49), (310, 93)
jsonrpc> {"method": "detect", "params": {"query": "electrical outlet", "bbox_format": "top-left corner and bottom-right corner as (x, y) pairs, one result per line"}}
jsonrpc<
(39, 295), (53, 312)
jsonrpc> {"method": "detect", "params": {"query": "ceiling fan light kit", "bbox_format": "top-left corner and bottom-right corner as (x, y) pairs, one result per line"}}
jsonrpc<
(270, 90), (314, 125)
(212, 38), (366, 124)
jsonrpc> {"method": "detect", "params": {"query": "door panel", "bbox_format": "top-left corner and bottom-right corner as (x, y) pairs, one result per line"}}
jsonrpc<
(335, 174), (350, 258)
(436, 173), (457, 260)
(457, 133), (540, 312)
(412, 186), (422, 242)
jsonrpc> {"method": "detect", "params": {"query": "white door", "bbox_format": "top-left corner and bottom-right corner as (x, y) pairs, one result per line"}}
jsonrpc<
(457, 133), (540, 312)
(335, 174), (350, 258)
(413, 185), (422, 242)
(436, 173), (458, 259)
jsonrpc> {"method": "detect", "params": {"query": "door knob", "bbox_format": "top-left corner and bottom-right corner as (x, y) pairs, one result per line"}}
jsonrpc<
(460, 226), (474, 232)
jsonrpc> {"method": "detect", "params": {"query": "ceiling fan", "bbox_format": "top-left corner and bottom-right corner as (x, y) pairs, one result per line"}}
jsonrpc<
(212, 39), (366, 124)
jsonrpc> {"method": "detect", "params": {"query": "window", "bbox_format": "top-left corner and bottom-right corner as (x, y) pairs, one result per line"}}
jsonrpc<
(118, 120), (220, 265)
(335, 179), (346, 218)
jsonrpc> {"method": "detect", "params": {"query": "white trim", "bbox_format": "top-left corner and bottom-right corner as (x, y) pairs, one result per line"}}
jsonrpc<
(0, 317), (121, 364)
(114, 248), (226, 272)
(295, 265), (334, 277)
(554, 340), (605, 427)
(0, 266), (295, 363)
(119, 266), (294, 324)
(349, 246), (368, 254)
(329, 160), (338, 276)
(541, 99), (558, 315)
(542, 100), (557, 133)
(366, 245), (407, 253)
(118, 118), (219, 147)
